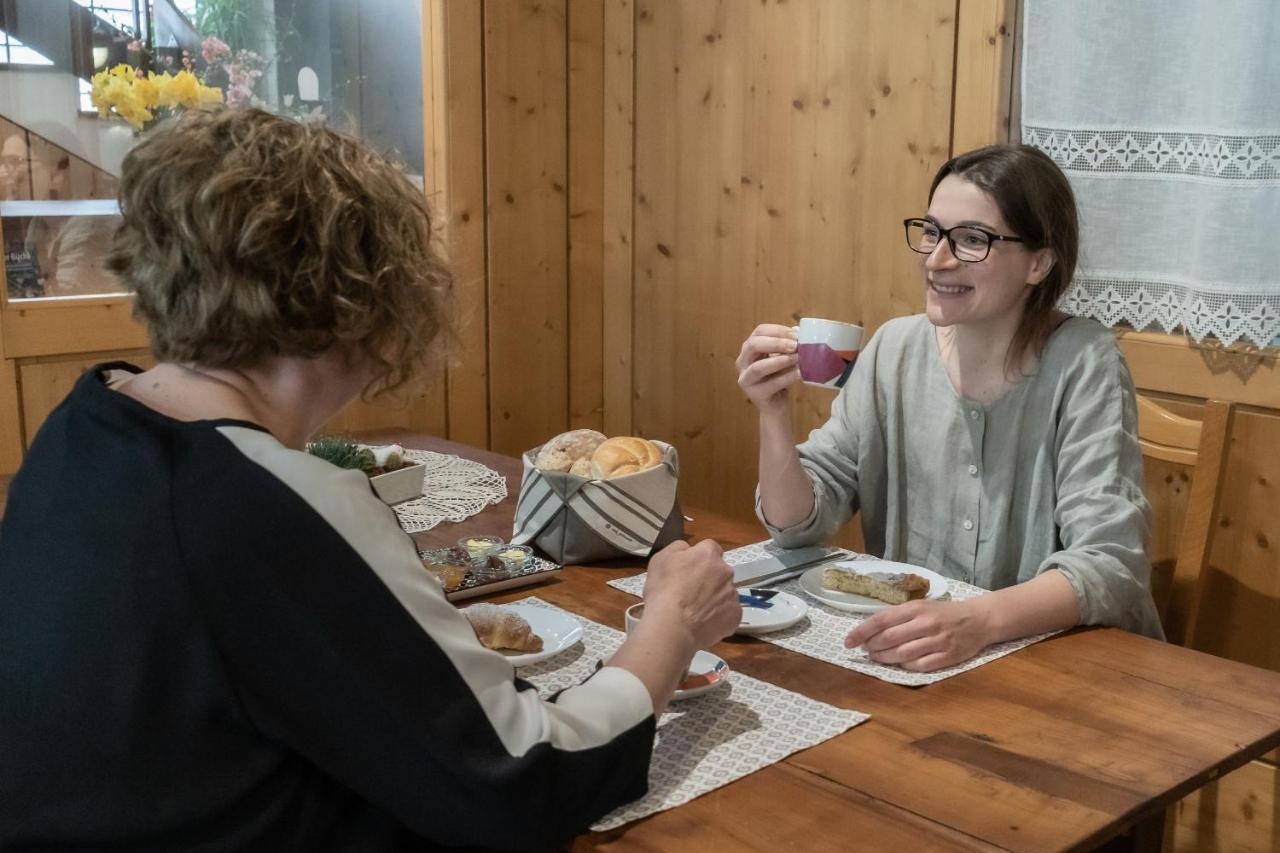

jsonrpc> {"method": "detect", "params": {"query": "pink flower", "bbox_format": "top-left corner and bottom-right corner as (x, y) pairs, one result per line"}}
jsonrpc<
(201, 36), (230, 64)
(226, 83), (254, 106)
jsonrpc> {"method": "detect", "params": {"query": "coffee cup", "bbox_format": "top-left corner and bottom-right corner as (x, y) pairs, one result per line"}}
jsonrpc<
(624, 602), (647, 634)
(796, 317), (863, 389)
(624, 602), (696, 669)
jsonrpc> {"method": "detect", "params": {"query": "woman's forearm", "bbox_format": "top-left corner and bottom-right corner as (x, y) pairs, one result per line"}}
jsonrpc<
(606, 615), (698, 717)
(756, 408), (816, 529)
(972, 569), (1081, 645)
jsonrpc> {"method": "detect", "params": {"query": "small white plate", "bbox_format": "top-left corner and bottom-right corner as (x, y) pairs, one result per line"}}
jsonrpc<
(672, 650), (731, 701)
(798, 560), (949, 613)
(735, 589), (809, 635)
(487, 604), (584, 666)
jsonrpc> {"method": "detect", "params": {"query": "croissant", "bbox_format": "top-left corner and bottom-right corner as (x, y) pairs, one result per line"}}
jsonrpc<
(463, 604), (544, 653)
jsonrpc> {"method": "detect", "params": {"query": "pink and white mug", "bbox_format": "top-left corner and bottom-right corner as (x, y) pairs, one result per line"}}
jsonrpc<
(796, 317), (863, 389)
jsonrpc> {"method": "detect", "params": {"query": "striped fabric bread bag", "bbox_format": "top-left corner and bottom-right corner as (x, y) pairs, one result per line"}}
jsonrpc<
(509, 439), (684, 564)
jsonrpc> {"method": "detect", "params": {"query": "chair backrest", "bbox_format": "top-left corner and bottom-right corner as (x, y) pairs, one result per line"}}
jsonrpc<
(1136, 394), (1236, 648)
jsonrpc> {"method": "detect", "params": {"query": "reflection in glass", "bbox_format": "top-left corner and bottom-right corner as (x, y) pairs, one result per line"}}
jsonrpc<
(0, 0), (424, 301)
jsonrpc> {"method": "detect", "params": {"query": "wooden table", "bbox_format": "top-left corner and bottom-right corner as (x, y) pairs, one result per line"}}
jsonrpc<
(383, 432), (1280, 853)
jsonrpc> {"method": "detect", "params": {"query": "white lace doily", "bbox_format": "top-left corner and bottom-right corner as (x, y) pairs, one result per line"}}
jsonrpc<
(516, 598), (868, 831)
(608, 541), (1058, 687)
(390, 449), (508, 533)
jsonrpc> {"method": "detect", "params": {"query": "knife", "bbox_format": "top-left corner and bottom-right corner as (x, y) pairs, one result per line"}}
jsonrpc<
(731, 547), (852, 588)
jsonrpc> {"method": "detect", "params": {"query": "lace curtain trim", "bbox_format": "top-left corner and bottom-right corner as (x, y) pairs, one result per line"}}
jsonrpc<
(1025, 126), (1280, 181)
(1058, 278), (1280, 347)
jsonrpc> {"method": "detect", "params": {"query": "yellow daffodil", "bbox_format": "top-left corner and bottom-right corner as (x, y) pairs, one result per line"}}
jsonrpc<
(88, 63), (226, 131)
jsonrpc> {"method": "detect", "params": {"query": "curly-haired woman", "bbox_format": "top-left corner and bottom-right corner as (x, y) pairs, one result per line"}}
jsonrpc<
(0, 107), (739, 850)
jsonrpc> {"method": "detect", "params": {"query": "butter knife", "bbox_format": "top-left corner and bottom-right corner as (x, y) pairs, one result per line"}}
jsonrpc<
(731, 548), (852, 588)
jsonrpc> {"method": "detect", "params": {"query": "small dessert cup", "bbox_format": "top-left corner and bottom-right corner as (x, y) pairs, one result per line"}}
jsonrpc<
(420, 547), (470, 592)
(491, 544), (533, 573)
(457, 536), (504, 567)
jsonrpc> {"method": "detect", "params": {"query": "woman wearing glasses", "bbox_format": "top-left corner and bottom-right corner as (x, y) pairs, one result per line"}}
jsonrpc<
(736, 144), (1162, 672)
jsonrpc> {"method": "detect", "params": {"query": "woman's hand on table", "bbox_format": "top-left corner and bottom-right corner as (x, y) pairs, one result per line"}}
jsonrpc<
(736, 323), (801, 415)
(843, 598), (994, 672)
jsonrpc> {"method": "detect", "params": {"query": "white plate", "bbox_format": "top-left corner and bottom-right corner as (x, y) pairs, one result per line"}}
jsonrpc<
(672, 650), (731, 701)
(484, 604), (584, 666)
(798, 560), (949, 613)
(735, 589), (809, 635)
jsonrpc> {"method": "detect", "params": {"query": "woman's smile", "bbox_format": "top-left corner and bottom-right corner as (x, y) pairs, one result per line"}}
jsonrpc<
(927, 278), (973, 297)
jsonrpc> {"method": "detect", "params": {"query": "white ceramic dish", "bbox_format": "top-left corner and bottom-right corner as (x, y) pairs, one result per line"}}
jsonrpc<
(485, 603), (584, 667)
(369, 462), (426, 505)
(735, 589), (809, 635)
(798, 560), (948, 613)
(672, 650), (731, 701)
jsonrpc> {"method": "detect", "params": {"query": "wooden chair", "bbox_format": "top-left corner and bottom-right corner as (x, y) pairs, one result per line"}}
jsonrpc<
(1136, 394), (1236, 649)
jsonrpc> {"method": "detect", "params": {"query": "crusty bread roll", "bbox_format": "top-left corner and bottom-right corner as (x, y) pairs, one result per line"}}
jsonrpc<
(534, 429), (607, 473)
(464, 604), (544, 652)
(590, 436), (664, 480)
(821, 567), (929, 605)
(568, 457), (593, 478)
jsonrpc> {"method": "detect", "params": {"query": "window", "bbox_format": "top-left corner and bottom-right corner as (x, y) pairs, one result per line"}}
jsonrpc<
(0, 31), (55, 68)
(72, 1), (147, 113)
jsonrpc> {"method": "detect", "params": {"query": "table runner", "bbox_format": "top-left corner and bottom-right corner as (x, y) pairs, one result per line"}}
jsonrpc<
(391, 449), (508, 533)
(607, 542), (1058, 687)
(515, 597), (868, 831)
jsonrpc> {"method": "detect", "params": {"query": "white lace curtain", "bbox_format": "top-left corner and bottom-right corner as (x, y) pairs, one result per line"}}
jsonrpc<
(1021, 0), (1280, 348)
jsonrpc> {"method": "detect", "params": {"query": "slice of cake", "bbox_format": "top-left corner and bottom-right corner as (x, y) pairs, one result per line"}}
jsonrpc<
(821, 566), (929, 605)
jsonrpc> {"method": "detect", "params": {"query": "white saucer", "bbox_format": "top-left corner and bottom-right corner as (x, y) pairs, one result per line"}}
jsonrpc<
(488, 603), (584, 666)
(735, 589), (809, 635)
(798, 560), (948, 613)
(672, 650), (731, 701)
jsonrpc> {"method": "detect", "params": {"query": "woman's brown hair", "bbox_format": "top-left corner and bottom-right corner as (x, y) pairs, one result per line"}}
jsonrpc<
(928, 144), (1078, 373)
(108, 106), (454, 395)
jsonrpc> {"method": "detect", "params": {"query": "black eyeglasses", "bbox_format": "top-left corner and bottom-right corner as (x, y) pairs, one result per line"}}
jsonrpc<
(902, 218), (1024, 263)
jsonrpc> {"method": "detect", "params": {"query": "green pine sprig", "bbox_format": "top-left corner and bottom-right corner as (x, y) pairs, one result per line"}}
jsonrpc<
(307, 437), (376, 474)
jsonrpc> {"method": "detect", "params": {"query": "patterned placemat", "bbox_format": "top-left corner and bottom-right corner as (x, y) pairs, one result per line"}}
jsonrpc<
(607, 541), (1058, 687)
(515, 598), (868, 831)
(391, 449), (508, 533)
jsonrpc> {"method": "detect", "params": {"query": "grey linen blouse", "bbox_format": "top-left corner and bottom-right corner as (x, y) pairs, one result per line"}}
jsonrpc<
(759, 314), (1164, 639)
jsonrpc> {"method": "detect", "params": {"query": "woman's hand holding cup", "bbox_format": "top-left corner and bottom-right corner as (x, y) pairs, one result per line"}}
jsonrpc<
(735, 323), (802, 414)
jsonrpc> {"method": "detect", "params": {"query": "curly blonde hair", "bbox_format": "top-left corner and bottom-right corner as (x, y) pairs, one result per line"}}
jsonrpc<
(108, 106), (454, 395)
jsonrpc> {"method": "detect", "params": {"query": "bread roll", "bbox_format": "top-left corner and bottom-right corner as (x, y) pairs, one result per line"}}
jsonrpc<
(590, 436), (664, 480)
(534, 429), (607, 473)
(464, 604), (544, 652)
(568, 457), (593, 478)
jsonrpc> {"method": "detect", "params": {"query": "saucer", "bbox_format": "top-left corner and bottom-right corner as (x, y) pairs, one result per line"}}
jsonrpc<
(672, 650), (731, 700)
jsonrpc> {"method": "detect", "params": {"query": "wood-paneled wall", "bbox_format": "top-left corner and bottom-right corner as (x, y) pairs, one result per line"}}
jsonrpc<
(424, 6), (1276, 849)
(431, 0), (973, 470)
(629, 0), (954, 522)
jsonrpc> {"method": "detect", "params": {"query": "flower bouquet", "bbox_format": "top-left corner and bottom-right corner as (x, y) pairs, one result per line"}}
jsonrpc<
(89, 63), (224, 130)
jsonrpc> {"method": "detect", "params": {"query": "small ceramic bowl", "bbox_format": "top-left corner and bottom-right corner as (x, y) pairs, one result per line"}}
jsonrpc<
(369, 462), (425, 504)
